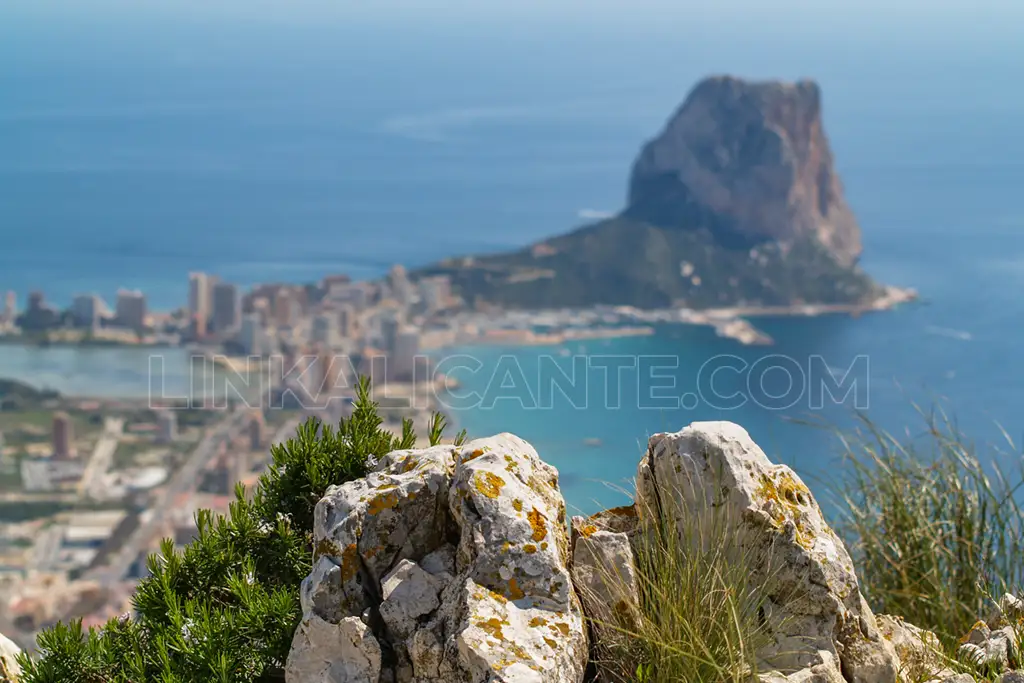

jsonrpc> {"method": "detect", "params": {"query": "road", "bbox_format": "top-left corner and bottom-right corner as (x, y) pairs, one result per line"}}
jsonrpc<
(77, 417), (124, 499)
(83, 410), (249, 585)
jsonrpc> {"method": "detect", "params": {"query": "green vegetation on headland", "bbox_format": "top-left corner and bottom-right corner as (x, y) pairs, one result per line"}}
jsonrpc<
(0, 378), (58, 405)
(420, 219), (883, 310)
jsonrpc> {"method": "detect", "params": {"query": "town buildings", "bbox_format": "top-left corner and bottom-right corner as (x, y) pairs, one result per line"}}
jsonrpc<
(114, 289), (147, 330)
(212, 282), (241, 333)
(52, 412), (75, 460)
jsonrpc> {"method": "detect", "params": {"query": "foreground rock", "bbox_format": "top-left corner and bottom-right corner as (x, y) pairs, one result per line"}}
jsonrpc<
(876, 615), (956, 682)
(0, 633), (20, 682)
(635, 422), (900, 682)
(287, 434), (587, 683)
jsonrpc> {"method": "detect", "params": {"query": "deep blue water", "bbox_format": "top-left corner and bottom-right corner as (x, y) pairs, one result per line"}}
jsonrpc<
(1, 6), (1023, 512)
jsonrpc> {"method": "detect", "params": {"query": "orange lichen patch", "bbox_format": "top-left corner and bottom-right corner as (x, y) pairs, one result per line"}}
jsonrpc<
(475, 471), (506, 499)
(960, 621), (989, 644)
(507, 577), (526, 601)
(367, 490), (401, 516)
(540, 542), (548, 551)
(364, 545), (384, 559)
(529, 616), (547, 627)
(463, 447), (489, 462)
(523, 544), (537, 554)
(527, 508), (547, 542)
(756, 470), (815, 549)
(400, 457), (419, 473)
(504, 455), (521, 474)
(543, 637), (558, 649)
(477, 617), (506, 641)
(487, 588), (509, 604)
(340, 543), (360, 582)
(512, 499), (523, 512)
(501, 541), (512, 553)
(551, 622), (570, 637)
(578, 524), (598, 538)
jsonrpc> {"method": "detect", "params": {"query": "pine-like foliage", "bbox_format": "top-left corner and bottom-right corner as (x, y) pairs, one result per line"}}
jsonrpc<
(17, 377), (464, 682)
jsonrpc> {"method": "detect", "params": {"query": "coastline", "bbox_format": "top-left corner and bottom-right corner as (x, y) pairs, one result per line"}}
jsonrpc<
(433, 284), (919, 349)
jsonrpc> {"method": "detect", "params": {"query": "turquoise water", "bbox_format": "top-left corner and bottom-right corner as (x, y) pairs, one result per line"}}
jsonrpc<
(1, 5), (1023, 512)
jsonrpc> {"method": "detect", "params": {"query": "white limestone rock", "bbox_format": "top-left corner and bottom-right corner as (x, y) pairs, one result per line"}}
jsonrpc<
(638, 421), (900, 683)
(0, 633), (20, 683)
(958, 621), (1018, 675)
(570, 506), (641, 633)
(285, 614), (382, 683)
(380, 559), (443, 639)
(301, 445), (455, 620)
(423, 433), (587, 682)
(876, 615), (955, 682)
(289, 434), (587, 683)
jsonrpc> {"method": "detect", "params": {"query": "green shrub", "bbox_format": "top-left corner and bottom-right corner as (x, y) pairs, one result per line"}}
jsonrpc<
(17, 377), (465, 682)
(587, 481), (776, 683)
(830, 409), (1024, 646)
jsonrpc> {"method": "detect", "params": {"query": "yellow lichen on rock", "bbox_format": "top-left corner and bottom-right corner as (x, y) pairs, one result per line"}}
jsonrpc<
(507, 577), (526, 601)
(339, 543), (360, 582)
(527, 507), (547, 542)
(475, 471), (506, 499)
(477, 617), (506, 641)
(367, 490), (400, 516)
(755, 470), (815, 549)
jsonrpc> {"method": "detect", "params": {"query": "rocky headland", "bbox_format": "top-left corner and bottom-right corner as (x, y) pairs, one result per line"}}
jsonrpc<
(418, 76), (915, 313)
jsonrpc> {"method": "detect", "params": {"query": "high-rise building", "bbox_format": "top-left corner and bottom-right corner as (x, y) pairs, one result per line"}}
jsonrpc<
(71, 294), (103, 328)
(52, 412), (76, 460)
(251, 297), (271, 327)
(212, 282), (241, 333)
(337, 304), (356, 338)
(19, 291), (58, 331)
(248, 411), (265, 451)
(238, 313), (266, 356)
(115, 289), (147, 330)
(379, 311), (401, 354)
(311, 314), (337, 348)
(274, 291), (297, 329)
(2, 291), (15, 323)
(418, 276), (452, 312)
(391, 327), (420, 382)
(188, 272), (212, 330)
(387, 264), (414, 306)
(191, 312), (208, 339)
(28, 291), (45, 313)
(318, 349), (344, 401)
(157, 411), (178, 444)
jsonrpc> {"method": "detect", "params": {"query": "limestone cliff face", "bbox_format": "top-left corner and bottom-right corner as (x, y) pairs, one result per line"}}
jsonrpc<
(626, 76), (862, 267)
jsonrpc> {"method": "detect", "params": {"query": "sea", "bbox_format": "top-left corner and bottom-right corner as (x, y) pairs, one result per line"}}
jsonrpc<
(1, 3), (1023, 514)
